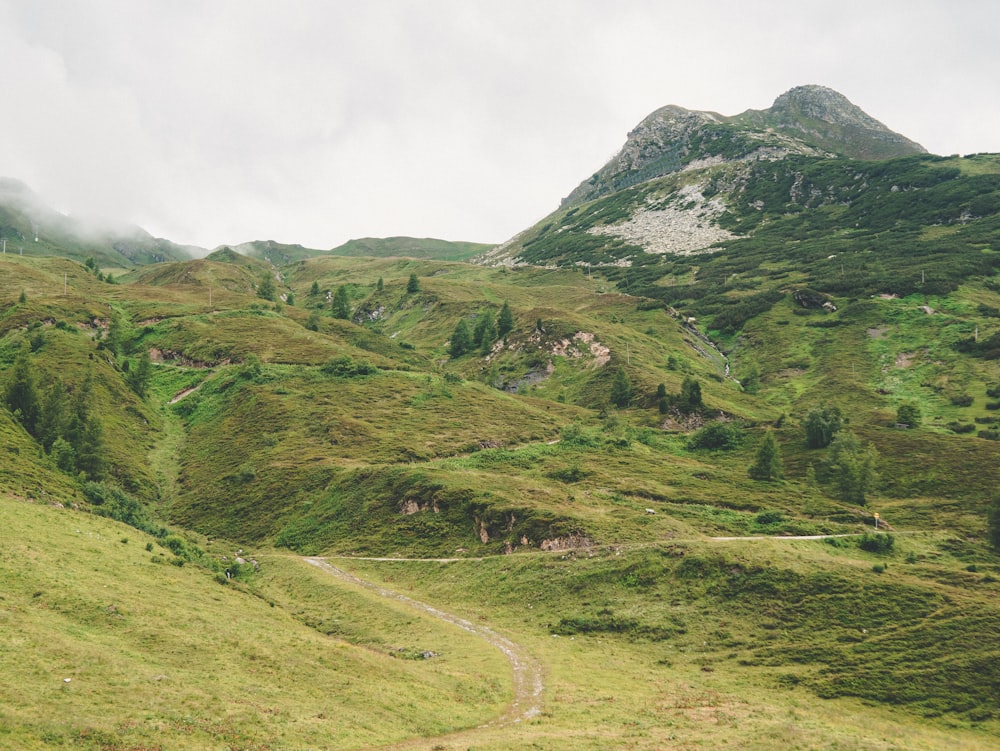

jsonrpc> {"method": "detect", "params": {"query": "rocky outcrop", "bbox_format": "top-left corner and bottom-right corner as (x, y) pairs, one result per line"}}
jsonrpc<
(560, 85), (925, 210)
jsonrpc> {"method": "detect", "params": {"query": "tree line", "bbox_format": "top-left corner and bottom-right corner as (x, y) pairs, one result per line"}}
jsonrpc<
(4, 344), (106, 480)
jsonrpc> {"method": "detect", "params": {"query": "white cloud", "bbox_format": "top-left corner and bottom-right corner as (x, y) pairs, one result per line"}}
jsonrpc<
(0, 0), (997, 251)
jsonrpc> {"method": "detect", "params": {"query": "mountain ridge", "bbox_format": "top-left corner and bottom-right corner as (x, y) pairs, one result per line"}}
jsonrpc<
(558, 84), (926, 210)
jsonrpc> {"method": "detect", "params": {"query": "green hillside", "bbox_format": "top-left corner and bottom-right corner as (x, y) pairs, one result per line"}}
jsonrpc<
(2, 86), (999, 749)
(330, 236), (493, 261)
(1, 240), (998, 748)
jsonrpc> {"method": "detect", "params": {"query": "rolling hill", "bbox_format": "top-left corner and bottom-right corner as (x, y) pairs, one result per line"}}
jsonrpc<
(1, 84), (999, 749)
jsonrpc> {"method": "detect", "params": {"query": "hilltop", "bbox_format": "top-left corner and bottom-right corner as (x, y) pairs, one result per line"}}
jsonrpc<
(1, 85), (999, 749)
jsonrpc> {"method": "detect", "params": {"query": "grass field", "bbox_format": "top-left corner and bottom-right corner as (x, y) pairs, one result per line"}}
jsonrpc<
(1, 239), (999, 750)
(0, 495), (512, 750)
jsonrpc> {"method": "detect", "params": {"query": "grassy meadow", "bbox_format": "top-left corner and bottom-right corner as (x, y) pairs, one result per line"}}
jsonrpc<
(0, 222), (998, 751)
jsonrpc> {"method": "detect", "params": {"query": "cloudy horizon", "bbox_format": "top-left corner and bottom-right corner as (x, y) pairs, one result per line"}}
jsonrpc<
(1, 0), (998, 252)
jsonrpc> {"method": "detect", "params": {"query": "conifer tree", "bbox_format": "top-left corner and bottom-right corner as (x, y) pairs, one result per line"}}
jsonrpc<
(497, 301), (515, 337)
(127, 352), (153, 398)
(896, 402), (921, 428)
(51, 436), (76, 473)
(4, 345), (40, 437)
(450, 319), (473, 357)
(106, 312), (128, 357)
(377, 277), (384, 292)
(610, 366), (632, 408)
(679, 376), (702, 414)
(332, 285), (352, 319)
(473, 310), (496, 349)
(75, 414), (106, 481)
(804, 405), (843, 448)
(310, 280), (320, 296)
(748, 430), (784, 481)
(39, 380), (71, 451)
(406, 273), (420, 293)
(656, 383), (668, 414)
(56, 368), (106, 480)
(258, 273), (277, 301)
(825, 430), (878, 503)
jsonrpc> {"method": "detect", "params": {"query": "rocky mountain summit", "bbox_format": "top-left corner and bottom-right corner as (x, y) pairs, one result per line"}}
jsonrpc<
(560, 85), (925, 208)
(481, 85), (940, 268)
(741, 84), (926, 160)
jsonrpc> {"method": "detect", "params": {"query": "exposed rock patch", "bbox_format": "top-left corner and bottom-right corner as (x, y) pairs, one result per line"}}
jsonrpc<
(587, 184), (736, 256)
(540, 534), (594, 552)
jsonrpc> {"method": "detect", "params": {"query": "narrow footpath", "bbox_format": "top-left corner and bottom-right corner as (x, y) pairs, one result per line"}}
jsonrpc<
(303, 557), (544, 748)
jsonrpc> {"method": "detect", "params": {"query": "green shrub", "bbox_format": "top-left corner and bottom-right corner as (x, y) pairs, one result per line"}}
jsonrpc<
(858, 532), (895, 554)
(83, 482), (155, 534)
(896, 402), (921, 428)
(755, 510), (785, 525)
(687, 421), (743, 450)
(321, 356), (379, 378)
(547, 464), (589, 483)
(804, 405), (843, 448)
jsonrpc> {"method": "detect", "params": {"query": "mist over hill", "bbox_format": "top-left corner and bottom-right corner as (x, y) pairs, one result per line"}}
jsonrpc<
(0, 177), (198, 268)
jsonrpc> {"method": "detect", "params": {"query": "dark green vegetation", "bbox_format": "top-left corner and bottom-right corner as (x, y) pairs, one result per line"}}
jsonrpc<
(2, 87), (999, 748)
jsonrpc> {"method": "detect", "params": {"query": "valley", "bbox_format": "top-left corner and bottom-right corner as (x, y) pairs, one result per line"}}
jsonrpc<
(1, 85), (999, 749)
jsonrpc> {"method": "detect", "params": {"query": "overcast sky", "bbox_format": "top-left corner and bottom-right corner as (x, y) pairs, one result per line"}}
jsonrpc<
(1, 1), (998, 251)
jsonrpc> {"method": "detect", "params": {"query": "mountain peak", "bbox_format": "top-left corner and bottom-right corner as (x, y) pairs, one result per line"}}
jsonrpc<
(560, 85), (926, 208)
(768, 85), (880, 129)
(753, 85), (927, 158)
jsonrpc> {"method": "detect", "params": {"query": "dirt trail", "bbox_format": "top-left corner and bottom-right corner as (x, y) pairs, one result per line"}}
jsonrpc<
(168, 384), (202, 404)
(303, 557), (543, 746)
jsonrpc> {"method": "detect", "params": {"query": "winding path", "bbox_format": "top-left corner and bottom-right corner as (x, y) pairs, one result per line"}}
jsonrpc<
(301, 533), (883, 746)
(303, 557), (543, 744)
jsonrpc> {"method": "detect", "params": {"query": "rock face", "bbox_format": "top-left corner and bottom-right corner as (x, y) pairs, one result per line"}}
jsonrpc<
(769, 85), (890, 131)
(561, 85), (925, 208)
(745, 85), (927, 161)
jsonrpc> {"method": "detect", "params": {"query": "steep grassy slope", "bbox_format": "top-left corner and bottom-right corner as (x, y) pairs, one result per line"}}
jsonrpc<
(0, 495), (511, 750)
